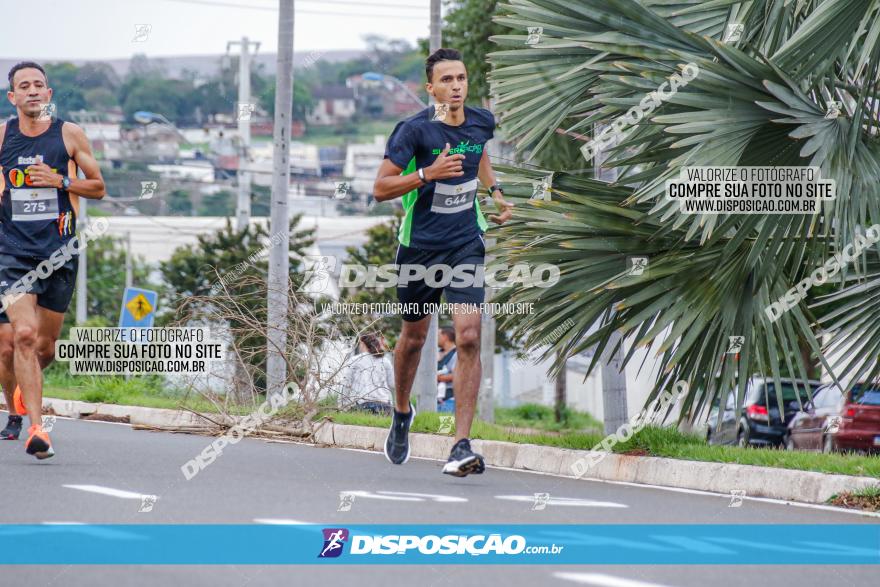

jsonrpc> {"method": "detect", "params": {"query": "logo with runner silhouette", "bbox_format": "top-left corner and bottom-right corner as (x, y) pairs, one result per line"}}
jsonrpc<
(318, 528), (349, 558)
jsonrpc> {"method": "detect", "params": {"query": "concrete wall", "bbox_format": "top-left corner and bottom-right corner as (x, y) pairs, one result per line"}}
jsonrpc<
(493, 333), (675, 423)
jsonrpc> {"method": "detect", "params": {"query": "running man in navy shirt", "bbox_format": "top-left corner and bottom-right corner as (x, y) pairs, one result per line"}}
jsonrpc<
(0, 62), (106, 458)
(373, 48), (513, 477)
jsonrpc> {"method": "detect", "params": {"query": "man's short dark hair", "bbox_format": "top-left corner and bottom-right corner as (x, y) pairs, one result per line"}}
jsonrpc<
(8, 61), (47, 88)
(440, 326), (456, 344)
(426, 48), (463, 82)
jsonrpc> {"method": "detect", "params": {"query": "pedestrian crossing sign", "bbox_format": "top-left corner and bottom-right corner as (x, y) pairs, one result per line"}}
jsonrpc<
(126, 294), (153, 321)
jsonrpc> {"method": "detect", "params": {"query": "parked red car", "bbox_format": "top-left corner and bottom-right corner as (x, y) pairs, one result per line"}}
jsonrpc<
(785, 382), (880, 453)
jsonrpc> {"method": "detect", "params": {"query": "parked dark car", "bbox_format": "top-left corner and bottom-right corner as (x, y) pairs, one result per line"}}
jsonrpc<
(706, 377), (822, 447)
(785, 382), (880, 453)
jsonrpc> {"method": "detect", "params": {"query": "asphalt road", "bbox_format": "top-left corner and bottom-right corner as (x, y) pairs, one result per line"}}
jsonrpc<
(0, 414), (876, 587)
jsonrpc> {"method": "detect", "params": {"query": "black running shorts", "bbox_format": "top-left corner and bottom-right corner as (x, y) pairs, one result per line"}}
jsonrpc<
(0, 253), (78, 323)
(395, 235), (486, 322)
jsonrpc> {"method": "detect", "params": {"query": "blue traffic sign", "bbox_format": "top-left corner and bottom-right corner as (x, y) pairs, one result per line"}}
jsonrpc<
(119, 287), (159, 329)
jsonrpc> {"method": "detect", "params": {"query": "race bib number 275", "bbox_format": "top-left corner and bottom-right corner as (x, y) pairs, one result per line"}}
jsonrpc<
(10, 188), (59, 221)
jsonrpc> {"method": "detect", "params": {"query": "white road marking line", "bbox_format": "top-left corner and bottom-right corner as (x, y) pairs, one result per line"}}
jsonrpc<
(554, 572), (678, 587)
(253, 518), (310, 525)
(339, 490), (426, 502)
(63, 484), (151, 500)
(376, 491), (468, 502)
(496, 495), (627, 508)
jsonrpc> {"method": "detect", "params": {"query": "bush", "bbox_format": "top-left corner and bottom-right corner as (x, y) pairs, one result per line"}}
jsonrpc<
(508, 403), (554, 422)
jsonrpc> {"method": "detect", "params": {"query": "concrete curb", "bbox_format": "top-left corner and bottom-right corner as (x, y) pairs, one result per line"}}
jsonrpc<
(313, 422), (879, 505)
(11, 399), (878, 504)
(40, 397), (215, 428)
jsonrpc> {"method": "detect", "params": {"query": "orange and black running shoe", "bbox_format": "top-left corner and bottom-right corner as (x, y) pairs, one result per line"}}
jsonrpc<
(25, 424), (54, 460)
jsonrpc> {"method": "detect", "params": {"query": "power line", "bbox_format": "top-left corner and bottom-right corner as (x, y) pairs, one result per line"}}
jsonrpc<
(157, 0), (426, 19)
(252, 0), (425, 9)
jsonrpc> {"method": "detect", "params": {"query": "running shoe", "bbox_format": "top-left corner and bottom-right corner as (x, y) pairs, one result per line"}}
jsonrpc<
(384, 403), (415, 465)
(25, 424), (54, 460)
(13, 385), (26, 415)
(442, 438), (485, 477)
(0, 414), (22, 440)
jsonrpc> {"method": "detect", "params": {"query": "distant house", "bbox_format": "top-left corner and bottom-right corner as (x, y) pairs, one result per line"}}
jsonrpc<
(347, 74), (425, 119)
(307, 85), (356, 126)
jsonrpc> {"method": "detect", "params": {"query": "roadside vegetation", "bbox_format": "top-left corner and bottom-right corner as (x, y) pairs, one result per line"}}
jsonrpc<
(828, 485), (880, 512)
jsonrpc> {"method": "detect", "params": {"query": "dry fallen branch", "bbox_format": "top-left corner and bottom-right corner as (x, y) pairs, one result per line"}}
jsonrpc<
(165, 273), (387, 440)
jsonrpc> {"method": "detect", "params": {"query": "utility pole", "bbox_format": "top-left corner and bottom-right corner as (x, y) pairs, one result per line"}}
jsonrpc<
(227, 36), (260, 232)
(412, 0), (443, 413)
(266, 0), (293, 399)
(75, 195), (87, 324)
(479, 237), (496, 423)
(430, 0), (441, 52)
(124, 231), (133, 288)
(600, 331), (628, 434)
(75, 168), (88, 324)
(594, 123), (628, 433)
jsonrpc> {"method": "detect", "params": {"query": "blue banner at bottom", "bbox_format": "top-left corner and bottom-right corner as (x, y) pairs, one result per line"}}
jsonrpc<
(0, 524), (877, 564)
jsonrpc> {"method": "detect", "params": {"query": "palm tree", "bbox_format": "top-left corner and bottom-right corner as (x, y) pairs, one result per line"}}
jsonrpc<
(485, 0), (880, 423)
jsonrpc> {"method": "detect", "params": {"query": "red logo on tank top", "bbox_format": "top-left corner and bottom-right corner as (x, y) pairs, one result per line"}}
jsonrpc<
(8, 166), (58, 188)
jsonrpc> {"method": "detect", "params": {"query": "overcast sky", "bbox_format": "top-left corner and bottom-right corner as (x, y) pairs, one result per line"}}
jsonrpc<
(0, 0), (432, 60)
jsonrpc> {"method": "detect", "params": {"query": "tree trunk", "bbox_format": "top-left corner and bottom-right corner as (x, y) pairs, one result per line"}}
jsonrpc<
(554, 350), (566, 423)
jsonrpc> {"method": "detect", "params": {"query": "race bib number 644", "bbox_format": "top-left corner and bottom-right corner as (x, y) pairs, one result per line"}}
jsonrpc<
(432, 179), (477, 214)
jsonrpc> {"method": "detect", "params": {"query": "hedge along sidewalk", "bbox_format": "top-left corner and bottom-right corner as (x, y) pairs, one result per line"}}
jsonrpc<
(313, 422), (879, 506)
(14, 397), (879, 505)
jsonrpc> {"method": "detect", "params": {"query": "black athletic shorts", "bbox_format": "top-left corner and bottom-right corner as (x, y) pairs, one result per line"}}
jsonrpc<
(0, 253), (78, 323)
(395, 235), (485, 322)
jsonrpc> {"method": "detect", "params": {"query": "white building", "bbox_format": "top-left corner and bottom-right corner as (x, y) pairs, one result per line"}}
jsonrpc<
(307, 86), (357, 126)
(102, 215), (391, 265)
(147, 162), (215, 183)
(248, 141), (322, 185)
(493, 330), (678, 425)
(343, 135), (386, 195)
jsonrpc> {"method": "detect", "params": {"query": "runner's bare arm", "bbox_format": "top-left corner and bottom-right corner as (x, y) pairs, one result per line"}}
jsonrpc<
(478, 148), (498, 192)
(62, 123), (105, 199)
(0, 124), (4, 202)
(373, 159), (423, 202)
(478, 149), (513, 225)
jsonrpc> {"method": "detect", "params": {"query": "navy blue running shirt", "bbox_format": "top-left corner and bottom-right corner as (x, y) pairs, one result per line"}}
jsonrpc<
(0, 117), (79, 259)
(384, 105), (495, 250)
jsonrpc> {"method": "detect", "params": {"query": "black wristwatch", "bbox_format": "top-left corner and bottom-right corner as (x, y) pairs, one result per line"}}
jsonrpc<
(61, 176), (71, 190)
(489, 184), (503, 196)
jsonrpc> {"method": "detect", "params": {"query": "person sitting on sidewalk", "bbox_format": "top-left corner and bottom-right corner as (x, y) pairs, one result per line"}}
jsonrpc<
(339, 333), (395, 415)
